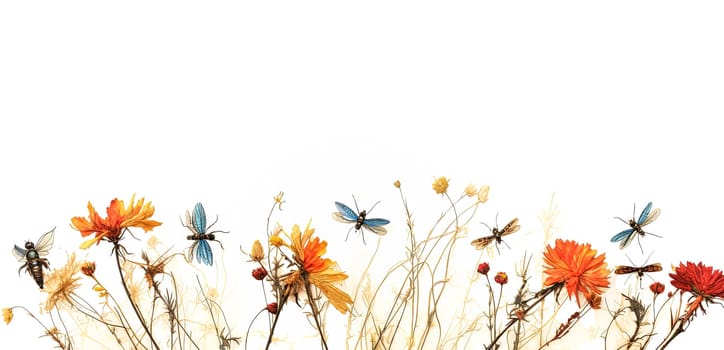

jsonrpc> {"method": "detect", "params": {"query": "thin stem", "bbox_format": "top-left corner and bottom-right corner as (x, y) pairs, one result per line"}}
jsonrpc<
(303, 273), (329, 350)
(114, 244), (160, 350)
(487, 284), (559, 350)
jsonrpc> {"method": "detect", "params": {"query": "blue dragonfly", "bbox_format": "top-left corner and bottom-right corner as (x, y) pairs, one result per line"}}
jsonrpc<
(333, 196), (390, 244)
(611, 202), (661, 252)
(182, 203), (227, 266)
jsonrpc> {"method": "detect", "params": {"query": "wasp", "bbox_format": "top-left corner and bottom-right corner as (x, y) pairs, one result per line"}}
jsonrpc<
(611, 201), (661, 252)
(182, 203), (227, 266)
(333, 195), (390, 244)
(471, 216), (520, 254)
(13, 227), (55, 289)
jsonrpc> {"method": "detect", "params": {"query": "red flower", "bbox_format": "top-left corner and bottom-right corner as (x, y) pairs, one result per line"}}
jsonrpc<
(266, 302), (278, 314)
(670, 262), (724, 299)
(669, 262), (724, 317)
(477, 263), (490, 275)
(252, 267), (268, 281)
(649, 282), (665, 295)
(494, 272), (508, 285)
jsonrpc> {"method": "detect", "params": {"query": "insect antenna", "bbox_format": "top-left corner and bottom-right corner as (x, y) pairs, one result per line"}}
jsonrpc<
(352, 194), (361, 213)
(367, 200), (382, 214)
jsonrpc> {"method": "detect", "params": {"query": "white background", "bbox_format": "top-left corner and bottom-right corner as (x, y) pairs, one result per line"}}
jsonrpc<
(1, 1), (723, 349)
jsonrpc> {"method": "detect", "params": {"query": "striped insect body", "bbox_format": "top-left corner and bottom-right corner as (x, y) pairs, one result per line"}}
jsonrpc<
(182, 203), (227, 266)
(13, 227), (55, 289)
(611, 202), (661, 252)
(333, 195), (390, 244)
(471, 216), (520, 254)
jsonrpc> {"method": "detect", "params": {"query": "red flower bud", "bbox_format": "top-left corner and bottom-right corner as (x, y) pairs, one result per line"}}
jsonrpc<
(252, 267), (268, 281)
(494, 272), (508, 285)
(477, 263), (490, 275)
(266, 302), (278, 314)
(649, 282), (665, 295)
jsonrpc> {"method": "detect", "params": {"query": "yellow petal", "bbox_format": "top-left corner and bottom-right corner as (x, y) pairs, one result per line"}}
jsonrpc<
(80, 236), (101, 249)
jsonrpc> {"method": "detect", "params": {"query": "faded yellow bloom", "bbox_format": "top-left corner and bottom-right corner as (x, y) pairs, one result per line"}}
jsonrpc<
(250, 240), (265, 261)
(477, 185), (490, 203)
(464, 184), (478, 197)
(146, 235), (159, 249)
(3, 308), (13, 324)
(270, 223), (285, 247)
(43, 253), (82, 312)
(274, 191), (285, 210)
(393, 180), (401, 188)
(207, 287), (219, 301)
(93, 284), (109, 298)
(432, 176), (449, 194)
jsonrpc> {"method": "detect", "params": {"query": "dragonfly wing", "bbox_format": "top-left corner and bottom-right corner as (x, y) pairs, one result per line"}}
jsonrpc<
(364, 224), (387, 236)
(640, 208), (660, 226)
(334, 202), (358, 221)
(35, 228), (55, 255)
(637, 202), (653, 225)
(332, 212), (356, 224)
(12, 245), (27, 262)
(611, 229), (634, 242)
(196, 239), (213, 266)
(619, 230), (637, 249)
(193, 203), (207, 234)
(364, 218), (390, 227)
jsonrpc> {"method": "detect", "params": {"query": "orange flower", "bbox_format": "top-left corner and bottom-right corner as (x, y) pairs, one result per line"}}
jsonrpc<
(71, 195), (162, 249)
(542, 239), (610, 307)
(286, 222), (353, 313)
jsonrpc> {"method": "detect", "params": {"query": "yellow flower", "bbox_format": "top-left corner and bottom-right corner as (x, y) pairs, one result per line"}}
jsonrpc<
(432, 176), (449, 194)
(477, 185), (490, 203)
(286, 222), (353, 313)
(393, 180), (401, 188)
(3, 308), (13, 324)
(43, 253), (82, 312)
(270, 223), (285, 247)
(464, 184), (478, 197)
(93, 284), (109, 298)
(71, 194), (162, 249)
(273, 191), (285, 210)
(250, 240), (265, 261)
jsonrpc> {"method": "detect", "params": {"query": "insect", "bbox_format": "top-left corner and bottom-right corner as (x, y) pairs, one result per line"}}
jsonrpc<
(611, 201), (661, 252)
(182, 203), (227, 266)
(614, 254), (663, 288)
(13, 227), (55, 289)
(471, 216), (520, 254)
(333, 196), (390, 244)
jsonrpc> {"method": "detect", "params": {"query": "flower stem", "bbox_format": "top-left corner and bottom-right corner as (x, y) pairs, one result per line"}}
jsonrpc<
(657, 295), (703, 350)
(114, 245), (160, 350)
(486, 284), (558, 350)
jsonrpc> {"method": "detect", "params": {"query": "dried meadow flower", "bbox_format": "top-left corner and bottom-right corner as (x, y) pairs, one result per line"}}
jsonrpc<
(477, 262), (490, 275)
(250, 240), (265, 262)
(432, 176), (449, 195)
(494, 272), (508, 285)
(542, 239), (610, 307)
(71, 194), (161, 249)
(2, 308), (12, 324)
(43, 253), (82, 311)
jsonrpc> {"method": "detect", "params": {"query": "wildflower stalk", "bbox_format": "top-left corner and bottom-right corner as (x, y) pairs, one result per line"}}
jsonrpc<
(487, 283), (559, 350)
(656, 295), (703, 350)
(114, 241), (160, 350)
(303, 272), (330, 350)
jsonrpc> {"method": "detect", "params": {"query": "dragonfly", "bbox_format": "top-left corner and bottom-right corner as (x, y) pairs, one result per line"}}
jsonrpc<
(333, 195), (390, 244)
(182, 203), (227, 266)
(614, 253), (663, 288)
(13, 227), (55, 289)
(471, 216), (520, 254)
(611, 201), (661, 252)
